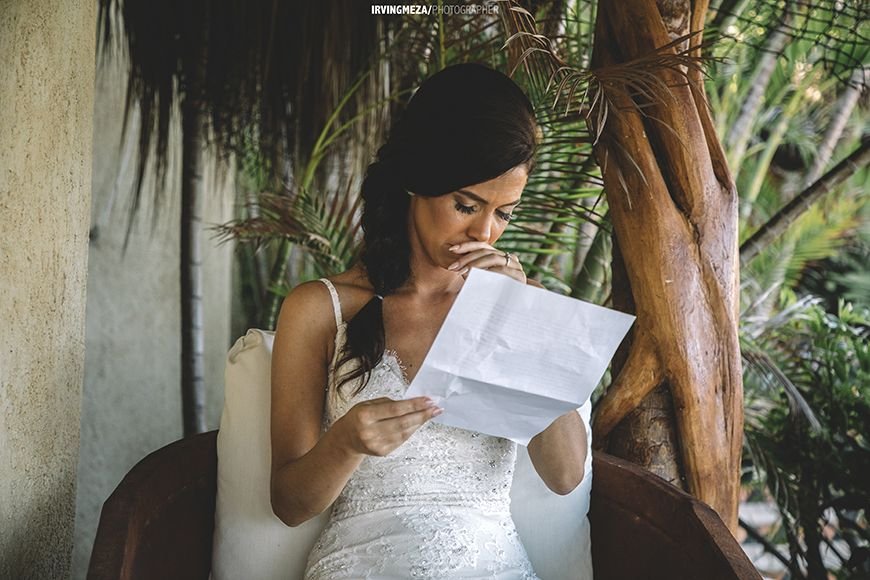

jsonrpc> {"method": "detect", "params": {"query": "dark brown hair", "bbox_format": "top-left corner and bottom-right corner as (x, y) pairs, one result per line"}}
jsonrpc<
(334, 62), (538, 396)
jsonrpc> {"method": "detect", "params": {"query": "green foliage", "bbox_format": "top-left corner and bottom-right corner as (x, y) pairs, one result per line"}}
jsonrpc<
(742, 300), (870, 576)
(800, 197), (870, 313)
(224, 0), (617, 331)
(707, 0), (870, 323)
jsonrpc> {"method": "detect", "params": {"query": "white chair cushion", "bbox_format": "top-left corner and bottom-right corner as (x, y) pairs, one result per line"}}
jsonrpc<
(211, 328), (593, 580)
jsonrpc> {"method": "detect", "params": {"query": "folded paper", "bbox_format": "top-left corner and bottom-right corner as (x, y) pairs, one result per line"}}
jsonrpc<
(404, 267), (635, 445)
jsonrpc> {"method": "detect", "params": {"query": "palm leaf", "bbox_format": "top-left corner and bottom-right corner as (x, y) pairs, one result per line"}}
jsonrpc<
(212, 184), (360, 280)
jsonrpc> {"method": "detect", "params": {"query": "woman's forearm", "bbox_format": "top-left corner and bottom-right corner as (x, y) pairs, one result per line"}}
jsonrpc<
(522, 279), (588, 493)
(526, 410), (588, 495)
(270, 427), (364, 526)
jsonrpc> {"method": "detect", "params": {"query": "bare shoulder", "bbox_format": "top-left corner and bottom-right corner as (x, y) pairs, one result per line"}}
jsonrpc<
(274, 263), (374, 352)
(277, 278), (335, 331)
(270, 279), (338, 473)
(321, 262), (376, 324)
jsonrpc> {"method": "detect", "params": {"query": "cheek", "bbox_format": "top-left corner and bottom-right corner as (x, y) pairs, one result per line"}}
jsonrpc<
(488, 228), (504, 245)
(413, 201), (456, 239)
(428, 201), (462, 228)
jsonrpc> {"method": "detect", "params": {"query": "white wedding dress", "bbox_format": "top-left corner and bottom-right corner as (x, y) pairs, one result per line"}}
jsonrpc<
(303, 278), (540, 580)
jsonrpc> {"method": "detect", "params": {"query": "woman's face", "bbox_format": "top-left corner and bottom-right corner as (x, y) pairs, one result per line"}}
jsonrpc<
(407, 164), (528, 271)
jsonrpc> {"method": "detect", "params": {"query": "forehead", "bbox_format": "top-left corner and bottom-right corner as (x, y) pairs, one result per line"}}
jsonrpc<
(457, 165), (528, 202)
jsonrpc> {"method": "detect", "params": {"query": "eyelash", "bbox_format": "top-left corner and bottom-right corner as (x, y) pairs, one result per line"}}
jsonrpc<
(454, 201), (515, 222)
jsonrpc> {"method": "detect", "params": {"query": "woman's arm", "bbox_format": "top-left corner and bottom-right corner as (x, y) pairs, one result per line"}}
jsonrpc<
(270, 281), (364, 526)
(527, 411), (588, 495)
(524, 277), (589, 495)
(270, 282), (440, 526)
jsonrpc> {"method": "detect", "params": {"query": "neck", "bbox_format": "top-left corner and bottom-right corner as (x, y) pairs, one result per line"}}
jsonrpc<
(399, 227), (465, 299)
(399, 265), (464, 299)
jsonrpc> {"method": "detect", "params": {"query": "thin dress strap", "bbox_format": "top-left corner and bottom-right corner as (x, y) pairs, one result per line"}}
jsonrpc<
(317, 278), (344, 330)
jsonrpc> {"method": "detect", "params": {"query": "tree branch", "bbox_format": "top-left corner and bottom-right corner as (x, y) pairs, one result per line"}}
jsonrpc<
(738, 516), (794, 571)
(739, 140), (870, 267)
(591, 330), (662, 444)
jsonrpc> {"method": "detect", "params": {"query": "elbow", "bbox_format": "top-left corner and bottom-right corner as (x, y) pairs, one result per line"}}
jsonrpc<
(270, 480), (315, 527)
(277, 513), (308, 528)
(547, 466), (585, 496)
(270, 495), (313, 527)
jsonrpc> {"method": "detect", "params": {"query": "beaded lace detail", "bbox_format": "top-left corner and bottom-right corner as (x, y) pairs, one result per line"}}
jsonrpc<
(304, 279), (539, 580)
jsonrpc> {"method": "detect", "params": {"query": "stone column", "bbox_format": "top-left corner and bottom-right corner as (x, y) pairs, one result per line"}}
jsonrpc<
(0, 1), (96, 579)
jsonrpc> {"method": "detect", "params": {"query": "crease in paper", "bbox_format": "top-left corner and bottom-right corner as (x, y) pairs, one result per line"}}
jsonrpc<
(404, 268), (635, 446)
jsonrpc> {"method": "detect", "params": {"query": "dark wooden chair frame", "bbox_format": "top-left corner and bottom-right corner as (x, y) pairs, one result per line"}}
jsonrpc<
(87, 430), (760, 579)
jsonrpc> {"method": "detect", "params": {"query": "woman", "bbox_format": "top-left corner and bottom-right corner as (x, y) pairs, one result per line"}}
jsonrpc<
(270, 63), (588, 579)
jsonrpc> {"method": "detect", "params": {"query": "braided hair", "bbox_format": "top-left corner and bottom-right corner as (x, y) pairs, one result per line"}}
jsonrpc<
(334, 63), (539, 396)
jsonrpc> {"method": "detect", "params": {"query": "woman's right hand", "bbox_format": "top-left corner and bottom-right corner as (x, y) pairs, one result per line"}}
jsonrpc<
(333, 396), (443, 457)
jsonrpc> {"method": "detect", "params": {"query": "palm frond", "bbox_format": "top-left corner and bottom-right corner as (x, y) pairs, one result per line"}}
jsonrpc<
(97, 0), (392, 242)
(211, 185), (360, 279)
(742, 343), (822, 433)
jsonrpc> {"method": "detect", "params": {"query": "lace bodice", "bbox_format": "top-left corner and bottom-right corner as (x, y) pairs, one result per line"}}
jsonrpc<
(303, 278), (539, 580)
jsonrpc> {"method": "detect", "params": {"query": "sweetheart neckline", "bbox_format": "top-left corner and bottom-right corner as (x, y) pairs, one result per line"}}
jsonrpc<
(382, 348), (412, 387)
(336, 320), (414, 386)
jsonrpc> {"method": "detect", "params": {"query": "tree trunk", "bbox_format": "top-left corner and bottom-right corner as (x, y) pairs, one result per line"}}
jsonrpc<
(180, 20), (208, 436)
(740, 75), (810, 220)
(245, 188), (270, 303)
(571, 206), (602, 281)
(589, 0), (743, 531)
(739, 141), (870, 266)
(571, 214), (611, 304)
(607, 236), (685, 486)
(724, 14), (793, 174)
(802, 65), (867, 189)
(534, 157), (600, 275)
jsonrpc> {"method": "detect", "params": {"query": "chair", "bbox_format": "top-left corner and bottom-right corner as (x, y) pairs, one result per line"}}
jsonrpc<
(87, 430), (760, 579)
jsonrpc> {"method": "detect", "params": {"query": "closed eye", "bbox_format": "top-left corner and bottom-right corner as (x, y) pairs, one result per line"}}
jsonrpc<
(454, 201), (515, 223)
(454, 202), (476, 216)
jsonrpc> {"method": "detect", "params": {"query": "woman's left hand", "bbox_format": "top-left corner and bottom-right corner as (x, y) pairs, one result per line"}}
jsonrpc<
(448, 242), (526, 284)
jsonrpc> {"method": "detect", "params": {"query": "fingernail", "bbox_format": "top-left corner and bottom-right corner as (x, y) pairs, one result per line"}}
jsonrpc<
(432, 407), (443, 416)
(460, 267), (469, 275)
(449, 245), (460, 252)
(447, 262), (460, 270)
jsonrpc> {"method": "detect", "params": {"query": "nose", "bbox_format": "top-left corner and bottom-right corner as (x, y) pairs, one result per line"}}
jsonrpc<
(467, 212), (493, 242)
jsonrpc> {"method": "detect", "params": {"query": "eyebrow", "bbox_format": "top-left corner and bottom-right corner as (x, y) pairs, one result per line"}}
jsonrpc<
(457, 189), (522, 207)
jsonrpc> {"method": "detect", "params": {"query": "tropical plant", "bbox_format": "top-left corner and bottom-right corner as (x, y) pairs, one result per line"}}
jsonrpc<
(500, 0), (750, 527)
(221, 1), (613, 327)
(705, 0), (869, 323)
(708, 2), (869, 571)
(742, 299), (870, 578)
(100, 2), (868, 562)
(221, 0), (867, 536)
(96, 0), (393, 433)
(800, 211), (870, 313)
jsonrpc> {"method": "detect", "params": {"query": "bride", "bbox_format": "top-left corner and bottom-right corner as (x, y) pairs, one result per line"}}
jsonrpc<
(269, 62), (588, 579)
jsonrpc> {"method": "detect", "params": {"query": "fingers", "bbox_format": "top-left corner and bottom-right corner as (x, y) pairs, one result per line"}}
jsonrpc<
(449, 247), (521, 274)
(447, 247), (495, 272)
(449, 241), (494, 254)
(346, 397), (443, 457)
(377, 402), (443, 434)
(457, 254), (526, 283)
(378, 403), (444, 431)
(359, 396), (435, 422)
(463, 253), (513, 271)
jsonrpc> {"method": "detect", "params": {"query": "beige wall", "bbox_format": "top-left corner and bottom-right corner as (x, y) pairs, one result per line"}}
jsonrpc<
(0, 1), (97, 578)
(69, 49), (235, 579)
